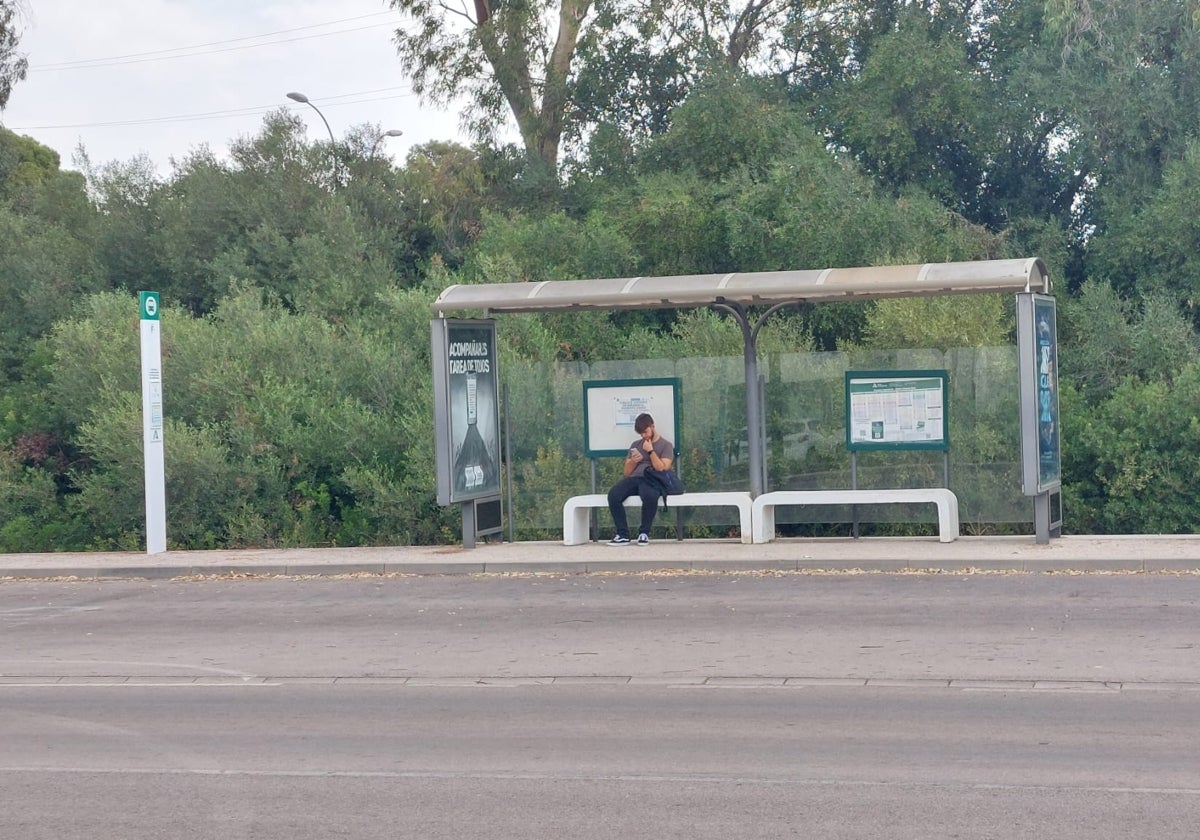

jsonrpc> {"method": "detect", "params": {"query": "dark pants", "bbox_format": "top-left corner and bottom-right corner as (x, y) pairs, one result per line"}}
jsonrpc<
(607, 475), (660, 538)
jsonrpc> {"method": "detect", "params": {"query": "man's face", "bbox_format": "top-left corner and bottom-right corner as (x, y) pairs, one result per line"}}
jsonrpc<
(641, 424), (655, 441)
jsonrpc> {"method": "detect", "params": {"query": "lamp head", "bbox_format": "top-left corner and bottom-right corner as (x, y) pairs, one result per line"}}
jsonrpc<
(286, 91), (310, 104)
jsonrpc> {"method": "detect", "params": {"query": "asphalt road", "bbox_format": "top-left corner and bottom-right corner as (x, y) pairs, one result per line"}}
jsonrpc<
(2, 572), (1199, 838)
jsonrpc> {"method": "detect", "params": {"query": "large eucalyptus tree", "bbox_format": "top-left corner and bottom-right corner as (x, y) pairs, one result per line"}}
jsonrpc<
(0, 0), (28, 109)
(387, 0), (788, 172)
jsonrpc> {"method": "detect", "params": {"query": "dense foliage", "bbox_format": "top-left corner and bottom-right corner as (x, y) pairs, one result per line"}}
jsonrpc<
(3, 0), (1200, 549)
(0, 1), (28, 109)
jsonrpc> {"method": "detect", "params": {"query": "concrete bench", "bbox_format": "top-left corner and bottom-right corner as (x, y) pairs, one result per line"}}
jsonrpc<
(751, 488), (960, 544)
(563, 492), (754, 546)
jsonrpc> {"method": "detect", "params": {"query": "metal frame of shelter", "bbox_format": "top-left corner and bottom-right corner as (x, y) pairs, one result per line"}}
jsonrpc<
(431, 258), (1051, 501)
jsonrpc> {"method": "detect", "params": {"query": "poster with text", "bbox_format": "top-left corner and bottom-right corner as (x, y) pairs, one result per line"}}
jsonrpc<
(432, 319), (501, 504)
(845, 371), (949, 451)
(583, 378), (680, 458)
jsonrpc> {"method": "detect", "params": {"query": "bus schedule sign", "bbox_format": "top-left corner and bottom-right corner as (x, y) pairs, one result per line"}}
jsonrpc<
(845, 370), (949, 452)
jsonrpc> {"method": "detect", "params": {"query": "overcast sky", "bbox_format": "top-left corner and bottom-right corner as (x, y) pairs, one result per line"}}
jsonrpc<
(1, 1), (469, 176)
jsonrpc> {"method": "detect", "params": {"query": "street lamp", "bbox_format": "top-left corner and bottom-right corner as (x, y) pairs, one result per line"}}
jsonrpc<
(369, 129), (404, 159)
(286, 91), (335, 144)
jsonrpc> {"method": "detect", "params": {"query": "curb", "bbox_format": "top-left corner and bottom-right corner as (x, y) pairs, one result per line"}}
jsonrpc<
(3, 536), (1200, 580)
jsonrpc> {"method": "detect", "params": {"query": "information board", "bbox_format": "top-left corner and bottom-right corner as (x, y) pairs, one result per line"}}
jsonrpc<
(583, 378), (680, 458)
(845, 370), (949, 451)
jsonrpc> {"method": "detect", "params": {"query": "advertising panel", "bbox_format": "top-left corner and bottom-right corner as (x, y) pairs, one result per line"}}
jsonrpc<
(431, 319), (501, 505)
(1017, 294), (1061, 493)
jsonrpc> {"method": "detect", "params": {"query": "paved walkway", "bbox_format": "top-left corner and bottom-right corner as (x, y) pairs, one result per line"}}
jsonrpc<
(2, 534), (1199, 579)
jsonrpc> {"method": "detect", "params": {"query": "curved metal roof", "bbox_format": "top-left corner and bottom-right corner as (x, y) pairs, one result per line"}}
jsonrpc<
(431, 258), (1050, 315)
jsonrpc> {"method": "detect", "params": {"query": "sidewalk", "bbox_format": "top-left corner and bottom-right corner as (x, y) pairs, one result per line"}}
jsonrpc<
(2, 534), (1200, 579)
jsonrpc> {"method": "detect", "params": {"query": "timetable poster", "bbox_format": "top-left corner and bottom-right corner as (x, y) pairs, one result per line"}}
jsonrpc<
(846, 371), (949, 451)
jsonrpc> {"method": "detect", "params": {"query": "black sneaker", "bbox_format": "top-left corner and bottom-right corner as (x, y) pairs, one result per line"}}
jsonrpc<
(607, 535), (631, 546)
(637, 533), (650, 546)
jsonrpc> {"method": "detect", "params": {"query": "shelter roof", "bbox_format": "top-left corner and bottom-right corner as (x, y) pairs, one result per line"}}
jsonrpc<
(431, 258), (1050, 316)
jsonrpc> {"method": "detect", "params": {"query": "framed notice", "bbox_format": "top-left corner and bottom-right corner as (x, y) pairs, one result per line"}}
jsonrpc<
(582, 378), (680, 458)
(845, 370), (949, 451)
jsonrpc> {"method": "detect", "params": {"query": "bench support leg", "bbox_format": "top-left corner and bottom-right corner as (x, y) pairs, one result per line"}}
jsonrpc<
(754, 507), (775, 544)
(563, 506), (592, 546)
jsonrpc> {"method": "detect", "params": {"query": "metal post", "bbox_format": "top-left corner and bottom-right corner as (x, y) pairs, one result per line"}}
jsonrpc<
(710, 299), (800, 499)
(743, 329), (765, 498)
(1033, 491), (1050, 545)
(286, 92), (339, 184)
(709, 300), (762, 496)
(758, 373), (769, 491)
(461, 501), (477, 549)
(590, 458), (598, 541)
(851, 451), (859, 539)
(503, 382), (515, 543)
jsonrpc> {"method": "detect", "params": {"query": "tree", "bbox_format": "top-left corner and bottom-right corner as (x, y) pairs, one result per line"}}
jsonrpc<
(387, 0), (788, 172)
(0, 129), (100, 381)
(800, 1), (1084, 236)
(388, 0), (592, 173)
(828, 9), (992, 217)
(1061, 362), (1200, 534)
(0, 126), (59, 200)
(91, 113), (388, 316)
(81, 152), (170, 305)
(0, 0), (28, 109)
(1041, 0), (1200, 226)
(1057, 279), (1199, 400)
(395, 141), (492, 271)
(44, 287), (455, 549)
(570, 0), (788, 148)
(1088, 138), (1200, 316)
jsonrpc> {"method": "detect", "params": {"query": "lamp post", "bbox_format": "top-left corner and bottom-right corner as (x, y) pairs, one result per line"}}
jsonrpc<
(286, 91), (335, 144)
(369, 129), (404, 159)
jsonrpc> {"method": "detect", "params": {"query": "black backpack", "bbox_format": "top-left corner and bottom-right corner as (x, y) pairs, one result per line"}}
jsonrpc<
(642, 467), (685, 511)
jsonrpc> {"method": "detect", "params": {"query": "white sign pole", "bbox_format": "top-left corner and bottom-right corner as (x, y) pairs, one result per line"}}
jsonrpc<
(139, 292), (167, 554)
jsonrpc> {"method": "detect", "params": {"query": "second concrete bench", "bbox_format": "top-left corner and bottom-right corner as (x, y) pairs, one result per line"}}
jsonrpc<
(751, 488), (960, 544)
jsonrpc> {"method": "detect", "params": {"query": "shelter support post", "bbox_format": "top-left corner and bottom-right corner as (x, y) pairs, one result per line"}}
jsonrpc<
(1032, 490), (1062, 544)
(712, 300), (763, 497)
(590, 458), (599, 541)
(1033, 491), (1050, 545)
(711, 299), (801, 498)
(851, 451), (859, 538)
(461, 501), (477, 549)
(744, 335), (764, 497)
(504, 382), (515, 543)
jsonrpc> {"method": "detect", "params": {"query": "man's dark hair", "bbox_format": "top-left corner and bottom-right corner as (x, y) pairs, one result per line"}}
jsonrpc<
(634, 413), (654, 433)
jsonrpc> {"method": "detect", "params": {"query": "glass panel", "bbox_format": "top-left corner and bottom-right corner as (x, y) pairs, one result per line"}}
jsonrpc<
(501, 347), (1027, 536)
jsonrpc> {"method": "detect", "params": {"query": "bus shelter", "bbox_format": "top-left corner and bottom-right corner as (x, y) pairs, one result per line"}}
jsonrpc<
(437, 258), (1048, 473)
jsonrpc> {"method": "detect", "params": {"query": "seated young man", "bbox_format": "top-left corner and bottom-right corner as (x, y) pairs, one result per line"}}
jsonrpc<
(606, 412), (674, 546)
